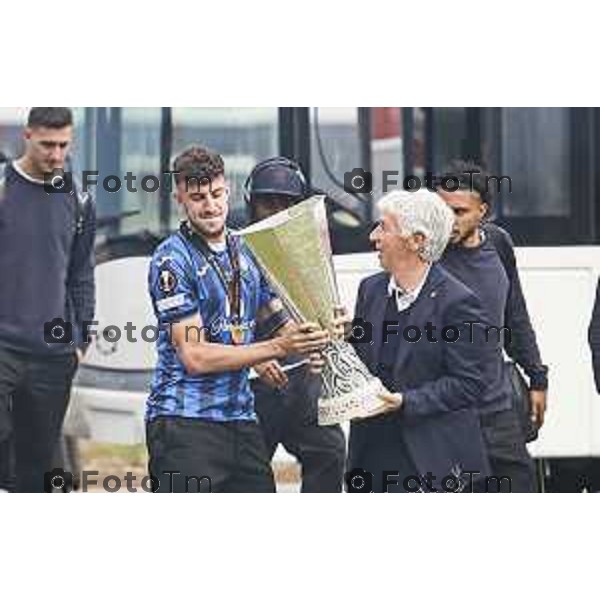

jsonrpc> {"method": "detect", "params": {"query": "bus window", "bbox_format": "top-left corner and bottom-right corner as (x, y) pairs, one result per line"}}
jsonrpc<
(310, 107), (362, 194)
(371, 107), (403, 198)
(310, 107), (374, 254)
(500, 108), (571, 218)
(489, 107), (595, 245)
(0, 107), (27, 158)
(432, 108), (468, 172)
(117, 108), (163, 237)
(70, 108), (161, 240)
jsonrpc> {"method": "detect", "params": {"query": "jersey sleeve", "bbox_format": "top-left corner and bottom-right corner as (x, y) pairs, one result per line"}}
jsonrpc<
(256, 267), (292, 336)
(148, 246), (203, 325)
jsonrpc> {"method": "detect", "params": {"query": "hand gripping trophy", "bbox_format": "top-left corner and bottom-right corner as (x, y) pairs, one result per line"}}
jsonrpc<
(236, 195), (389, 425)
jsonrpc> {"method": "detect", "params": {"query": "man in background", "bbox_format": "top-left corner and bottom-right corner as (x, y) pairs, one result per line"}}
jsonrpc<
(0, 107), (96, 492)
(437, 160), (548, 492)
(245, 157), (346, 492)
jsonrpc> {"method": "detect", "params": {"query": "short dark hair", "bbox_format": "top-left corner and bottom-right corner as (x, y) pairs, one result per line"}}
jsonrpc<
(27, 107), (73, 129)
(173, 146), (224, 186)
(439, 159), (492, 206)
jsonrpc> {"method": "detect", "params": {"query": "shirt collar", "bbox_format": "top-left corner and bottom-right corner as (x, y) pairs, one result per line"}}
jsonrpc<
(387, 263), (432, 312)
(207, 241), (227, 253)
(11, 160), (46, 185)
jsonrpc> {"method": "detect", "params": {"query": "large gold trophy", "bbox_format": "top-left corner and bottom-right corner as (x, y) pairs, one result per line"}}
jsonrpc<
(236, 195), (388, 425)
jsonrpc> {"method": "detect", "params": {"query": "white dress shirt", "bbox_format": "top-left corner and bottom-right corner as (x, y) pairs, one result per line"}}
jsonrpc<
(387, 263), (432, 312)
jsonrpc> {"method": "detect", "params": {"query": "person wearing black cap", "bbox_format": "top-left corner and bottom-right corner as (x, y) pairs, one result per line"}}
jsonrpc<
(245, 157), (346, 492)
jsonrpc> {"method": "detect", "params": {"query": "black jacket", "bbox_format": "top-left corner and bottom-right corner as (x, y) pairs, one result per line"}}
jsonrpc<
(588, 279), (600, 393)
(482, 223), (548, 390)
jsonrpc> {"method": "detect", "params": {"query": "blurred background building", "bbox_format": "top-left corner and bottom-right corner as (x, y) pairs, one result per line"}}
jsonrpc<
(2, 107), (595, 250)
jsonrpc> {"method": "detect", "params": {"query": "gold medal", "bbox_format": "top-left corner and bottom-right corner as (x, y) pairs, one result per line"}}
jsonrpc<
(230, 323), (245, 345)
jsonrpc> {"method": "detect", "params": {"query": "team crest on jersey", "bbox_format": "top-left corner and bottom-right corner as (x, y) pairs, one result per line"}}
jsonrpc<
(158, 269), (178, 295)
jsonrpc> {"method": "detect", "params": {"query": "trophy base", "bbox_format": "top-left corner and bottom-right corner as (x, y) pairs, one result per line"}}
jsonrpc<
(317, 340), (390, 426)
(318, 377), (389, 425)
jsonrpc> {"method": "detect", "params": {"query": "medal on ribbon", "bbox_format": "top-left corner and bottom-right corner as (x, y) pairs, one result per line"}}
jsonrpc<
(229, 322), (246, 345)
(180, 222), (246, 346)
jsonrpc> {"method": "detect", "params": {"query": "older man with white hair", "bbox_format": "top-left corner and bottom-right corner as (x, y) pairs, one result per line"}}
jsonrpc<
(345, 189), (491, 493)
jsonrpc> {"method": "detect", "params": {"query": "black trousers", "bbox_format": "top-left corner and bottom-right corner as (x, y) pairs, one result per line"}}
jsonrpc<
(545, 458), (600, 492)
(146, 416), (276, 493)
(351, 432), (417, 493)
(480, 407), (536, 493)
(0, 346), (77, 492)
(252, 364), (346, 493)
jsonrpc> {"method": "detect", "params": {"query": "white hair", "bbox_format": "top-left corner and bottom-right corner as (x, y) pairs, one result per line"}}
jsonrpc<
(376, 189), (454, 262)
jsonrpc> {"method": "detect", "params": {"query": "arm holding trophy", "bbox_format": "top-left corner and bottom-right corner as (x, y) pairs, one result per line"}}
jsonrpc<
(170, 302), (328, 376)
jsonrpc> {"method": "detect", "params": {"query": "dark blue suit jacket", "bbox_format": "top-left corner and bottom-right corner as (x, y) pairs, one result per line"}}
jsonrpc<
(348, 263), (491, 487)
(588, 277), (600, 393)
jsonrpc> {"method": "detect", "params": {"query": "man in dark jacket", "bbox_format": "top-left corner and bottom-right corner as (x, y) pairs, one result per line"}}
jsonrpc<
(0, 107), (96, 492)
(589, 282), (600, 395)
(565, 280), (600, 492)
(245, 157), (346, 492)
(346, 189), (491, 493)
(437, 160), (548, 492)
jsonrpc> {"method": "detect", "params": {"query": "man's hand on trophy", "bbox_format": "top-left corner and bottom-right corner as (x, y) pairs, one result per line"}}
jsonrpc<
(275, 322), (330, 358)
(332, 305), (352, 340)
(308, 351), (326, 375)
(349, 393), (404, 422)
(255, 360), (289, 389)
(376, 391), (404, 413)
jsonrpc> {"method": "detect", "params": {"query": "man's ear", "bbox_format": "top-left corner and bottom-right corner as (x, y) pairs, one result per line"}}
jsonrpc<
(23, 127), (32, 141)
(412, 231), (426, 254)
(480, 202), (489, 219)
(174, 186), (185, 206)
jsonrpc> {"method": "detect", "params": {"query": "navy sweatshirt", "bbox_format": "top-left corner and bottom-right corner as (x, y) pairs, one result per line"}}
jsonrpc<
(481, 224), (548, 390)
(441, 236), (513, 413)
(0, 161), (96, 355)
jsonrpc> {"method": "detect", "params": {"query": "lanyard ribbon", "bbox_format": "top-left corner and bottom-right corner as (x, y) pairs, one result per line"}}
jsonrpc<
(179, 221), (245, 344)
